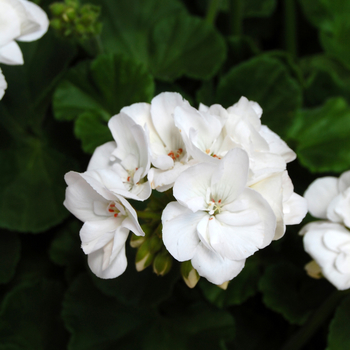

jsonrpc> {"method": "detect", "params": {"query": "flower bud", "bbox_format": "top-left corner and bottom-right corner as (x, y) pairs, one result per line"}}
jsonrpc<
(153, 250), (173, 276)
(217, 281), (229, 290)
(305, 260), (323, 279)
(50, 3), (66, 16)
(181, 260), (200, 288)
(148, 234), (162, 254)
(135, 240), (154, 272)
(130, 234), (145, 248)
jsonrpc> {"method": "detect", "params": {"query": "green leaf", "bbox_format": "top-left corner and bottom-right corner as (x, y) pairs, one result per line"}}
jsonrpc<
(0, 279), (67, 350)
(0, 136), (77, 233)
(0, 231), (21, 284)
(259, 261), (333, 325)
(327, 294), (350, 350)
(87, 0), (226, 81)
(289, 97), (350, 173)
(298, 0), (350, 68)
(91, 244), (179, 308)
(53, 53), (154, 153)
(243, 0), (277, 18)
(62, 273), (149, 350)
(217, 55), (302, 138)
(199, 256), (261, 308)
(300, 55), (350, 107)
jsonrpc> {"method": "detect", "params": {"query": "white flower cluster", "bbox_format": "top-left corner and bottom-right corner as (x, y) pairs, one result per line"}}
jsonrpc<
(0, 0), (49, 99)
(301, 171), (350, 290)
(64, 92), (307, 285)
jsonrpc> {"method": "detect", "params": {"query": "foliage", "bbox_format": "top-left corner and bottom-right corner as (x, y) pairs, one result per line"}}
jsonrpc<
(1, 0), (350, 349)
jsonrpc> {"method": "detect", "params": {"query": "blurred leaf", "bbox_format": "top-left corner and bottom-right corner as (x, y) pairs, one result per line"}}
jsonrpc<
(91, 245), (179, 308)
(49, 220), (85, 282)
(217, 55), (302, 138)
(0, 136), (77, 233)
(259, 261), (333, 325)
(300, 55), (350, 107)
(62, 273), (148, 350)
(0, 30), (76, 130)
(298, 0), (350, 68)
(53, 53), (154, 153)
(87, 0), (226, 81)
(327, 294), (350, 350)
(243, 0), (277, 18)
(0, 231), (21, 284)
(199, 256), (261, 308)
(0, 279), (67, 350)
(289, 97), (350, 173)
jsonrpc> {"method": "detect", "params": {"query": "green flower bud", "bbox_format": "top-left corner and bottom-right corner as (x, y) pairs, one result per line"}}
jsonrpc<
(130, 234), (145, 248)
(135, 240), (154, 272)
(50, 18), (62, 31)
(181, 260), (200, 288)
(66, 8), (76, 21)
(50, 3), (67, 16)
(153, 250), (172, 276)
(148, 234), (162, 254)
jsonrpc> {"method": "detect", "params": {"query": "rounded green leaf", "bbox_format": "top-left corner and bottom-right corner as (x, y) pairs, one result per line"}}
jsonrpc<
(217, 55), (302, 138)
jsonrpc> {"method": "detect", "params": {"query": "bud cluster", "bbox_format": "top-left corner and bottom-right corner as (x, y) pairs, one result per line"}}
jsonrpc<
(50, 0), (102, 41)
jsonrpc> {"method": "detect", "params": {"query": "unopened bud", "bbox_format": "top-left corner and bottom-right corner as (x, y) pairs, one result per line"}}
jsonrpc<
(181, 260), (200, 288)
(305, 260), (323, 279)
(148, 234), (162, 253)
(135, 240), (154, 272)
(217, 281), (229, 290)
(50, 3), (66, 16)
(153, 250), (172, 276)
(130, 234), (145, 248)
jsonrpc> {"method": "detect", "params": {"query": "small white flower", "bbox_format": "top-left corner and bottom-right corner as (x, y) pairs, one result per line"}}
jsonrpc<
(64, 170), (144, 279)
(304, 170), (350, 228)
(301, 221), (350, 290)
(122, 92), (193, 191)
(162, 148), (276, 285)
(0, 0), (49, 65)
(0, 68), (7, 99)
(88, 113), (151, 201)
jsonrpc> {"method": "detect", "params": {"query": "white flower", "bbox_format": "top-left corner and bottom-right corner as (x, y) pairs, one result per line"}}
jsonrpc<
(251, 170), (308, 240)
(64, 170), (144, 279)
(300, 221), (350, 290)
(0, 0), (49, 65)
(121, 92), (194, 191)
(162, 148), (276, 285)
(88, 113), (151, 201)
(0, 68), (7, 99)
(304, 170), (350, 227)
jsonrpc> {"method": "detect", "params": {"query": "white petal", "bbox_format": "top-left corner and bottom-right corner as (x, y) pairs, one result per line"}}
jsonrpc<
(191, 243), (246, 285)
(0, 1), (22, 46)
(17, 0), (49, 41)
(304, 177), (339, 219)
(322, 227), (350, 252)
(283, 192), (308, 225)
(0, 69), (7, 100)
(330, 188), (350, 228)
(335, 253), (350, 274)
(162, 202), (206, 261)
(327, 194), (344, 223)
(0, 41), (23, 65)
(87, 141), (116, 171)
(338, 170), (350, 192)
(150, 92), (188, 151)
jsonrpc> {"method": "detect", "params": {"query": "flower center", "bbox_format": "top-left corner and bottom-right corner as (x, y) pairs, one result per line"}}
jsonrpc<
(168, 148), (183, 161)
(205, 149), (221, 159)
(107, 202), (120, 218)
(207, 198), (222, 216)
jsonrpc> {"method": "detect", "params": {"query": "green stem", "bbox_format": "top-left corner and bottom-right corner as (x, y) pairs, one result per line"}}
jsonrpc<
(205, 0), (220, 25)
(281, 290), (350, 350)
(137, 211), (161, 220)
(284, 0), (297, 58)
(230, 0), (243, 36)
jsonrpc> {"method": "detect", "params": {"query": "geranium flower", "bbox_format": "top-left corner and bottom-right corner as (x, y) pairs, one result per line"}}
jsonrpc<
(300, 221), (350, 290)
(304, 171), (350, 228)
(0, 0), (49, 65)
(121, 92), (194, 191)
(88, 113), (151, 201)
(162, 148), (276, 285)
(64, 170), (144, 279)
(0, 68), (7, 99)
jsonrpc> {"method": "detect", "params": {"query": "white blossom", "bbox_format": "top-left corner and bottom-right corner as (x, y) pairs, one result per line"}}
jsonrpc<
(121, 92), (195, 191)
(88, 113), (151, 201)
(304, 170), (350, 228)
(162, 148), (276, 285)
(300, 221), (350, 290)
(64, 170), (144, 279)
(0, 0), (49, 65)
